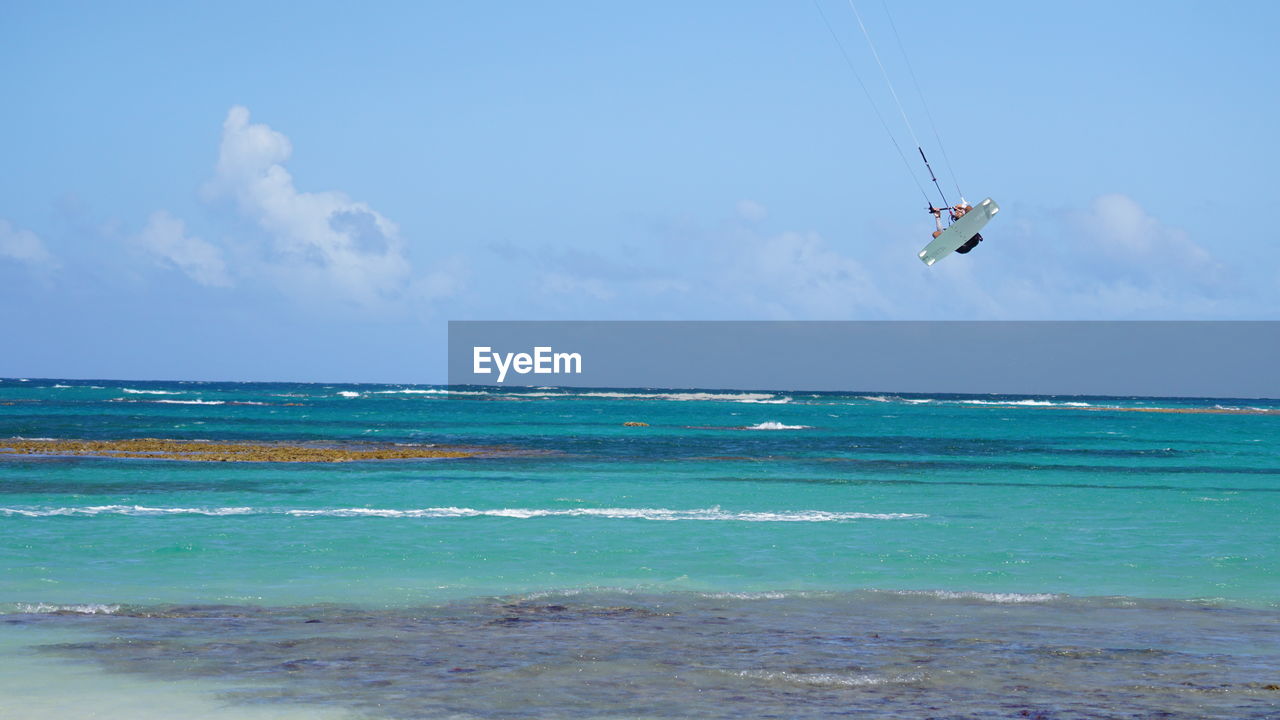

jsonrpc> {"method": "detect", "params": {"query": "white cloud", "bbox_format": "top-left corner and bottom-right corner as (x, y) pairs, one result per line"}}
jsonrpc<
(719, 229), (890, 318)
(1074, 193), (1220, 282)
(539, 272), (616, 301)
(735, 199), (768, 223)
(498, 217), (890, 319)
(952, 193), (1232, 317)
(203, 106), (415, 308)
(134, 211), (231, 287)
(0, 219), (57, 269)
(411, 255), (468, 303)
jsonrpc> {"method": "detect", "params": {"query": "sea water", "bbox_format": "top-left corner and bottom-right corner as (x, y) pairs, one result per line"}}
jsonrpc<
(1, 379), (1277, 718)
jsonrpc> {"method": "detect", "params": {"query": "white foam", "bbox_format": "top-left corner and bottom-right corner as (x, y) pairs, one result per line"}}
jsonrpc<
(402, 389), (794, 402)
(888, 589), (1059, 603)
(743, 421), (810, 430)
(3, 505), (925, 522)
(956, 399), (1092, 407)
(1, 505), (255, 517)
(14, 603), (120, 614)
(51, 384), (72, 389)
(700, 591), (796, 600)
(121, 388), (179, 395)
(517, 587), (601, 600)
(732, 669), (918, 687)
(858, 395), (932, 405)
(336, 391), (361, 398)
(286, 507), (923, 521)
(513, 391), (784, 403)
(151, 399), (225, 405)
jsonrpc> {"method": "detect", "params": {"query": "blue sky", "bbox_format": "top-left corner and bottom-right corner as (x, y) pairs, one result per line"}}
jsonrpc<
(2, 1), (1277, 382)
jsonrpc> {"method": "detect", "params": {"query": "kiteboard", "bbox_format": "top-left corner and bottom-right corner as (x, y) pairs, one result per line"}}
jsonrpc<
(917, 197), (999, 266)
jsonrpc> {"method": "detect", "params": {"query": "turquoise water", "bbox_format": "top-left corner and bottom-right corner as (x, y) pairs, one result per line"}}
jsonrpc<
(2, 378), (1278, 718)
(3, 379), (1277, 608)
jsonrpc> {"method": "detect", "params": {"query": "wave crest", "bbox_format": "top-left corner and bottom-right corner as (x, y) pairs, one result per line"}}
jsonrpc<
(2, 505), (925, 522)
(744, 421), (810, 430)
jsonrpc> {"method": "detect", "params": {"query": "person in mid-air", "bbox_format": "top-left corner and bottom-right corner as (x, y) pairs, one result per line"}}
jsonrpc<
(928, 202), (983, 253)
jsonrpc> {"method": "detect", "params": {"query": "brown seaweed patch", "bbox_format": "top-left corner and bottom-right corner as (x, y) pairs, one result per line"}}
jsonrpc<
(0, 438), (496, 463)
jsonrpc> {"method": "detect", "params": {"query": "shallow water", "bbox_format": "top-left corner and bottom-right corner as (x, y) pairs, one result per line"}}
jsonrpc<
(10, 591), (1280, 719)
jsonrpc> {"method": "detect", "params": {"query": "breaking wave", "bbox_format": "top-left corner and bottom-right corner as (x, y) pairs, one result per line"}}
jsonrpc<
(1, 505), (256, 517)
(743, 421), (810, 430)
(860, 395), (932, 405)
(11, 603), (120, 614)
(151, 399), (225, 405)
(859, 394), (1094, 408)
(731, 669), (920, 688)
(574, 391), (784, 403)
(489, 391), (789, 403)
(881, 589), (1061, 603)
(1, 505), (926, 522)
(957, 399), (1092, 407)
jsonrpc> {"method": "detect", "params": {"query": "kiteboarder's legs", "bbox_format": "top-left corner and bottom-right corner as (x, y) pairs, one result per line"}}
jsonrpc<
(931, 207), (944, 239)
(955, 233), (983, 254)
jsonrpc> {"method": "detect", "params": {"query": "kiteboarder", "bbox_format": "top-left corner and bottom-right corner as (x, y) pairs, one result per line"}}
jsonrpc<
(815, 0), (999, 264)
(949, 202), (981, 253)
(928, 203), (968, 236)
(928, 202), (983, 253)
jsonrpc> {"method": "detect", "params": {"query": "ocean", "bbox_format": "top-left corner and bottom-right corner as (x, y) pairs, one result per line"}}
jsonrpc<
(1, 378), (1277, 718)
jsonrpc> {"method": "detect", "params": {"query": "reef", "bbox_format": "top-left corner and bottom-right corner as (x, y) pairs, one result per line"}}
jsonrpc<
(0, 438), (486, 463)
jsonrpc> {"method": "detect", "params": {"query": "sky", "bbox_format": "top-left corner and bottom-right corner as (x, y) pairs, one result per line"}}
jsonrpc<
(2, 1), (1277, 383)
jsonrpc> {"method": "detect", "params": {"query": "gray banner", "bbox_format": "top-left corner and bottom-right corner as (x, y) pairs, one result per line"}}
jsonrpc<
(447, 321), (1279, 398)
